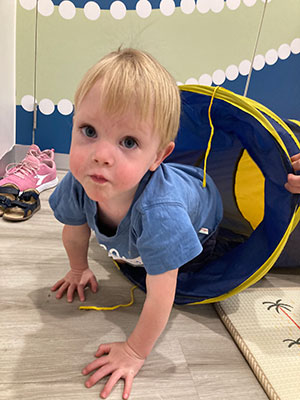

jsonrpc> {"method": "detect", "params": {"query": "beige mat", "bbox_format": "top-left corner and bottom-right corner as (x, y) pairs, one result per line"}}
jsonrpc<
(215, 287), (300, 400)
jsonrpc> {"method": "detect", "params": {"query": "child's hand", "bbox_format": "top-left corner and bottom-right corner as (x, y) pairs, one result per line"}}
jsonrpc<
(51, 268), (98, 302)
(285, 153), (300, 194)
(82, 341), (145, 399)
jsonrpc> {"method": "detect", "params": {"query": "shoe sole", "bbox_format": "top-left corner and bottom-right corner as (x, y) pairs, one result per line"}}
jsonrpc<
(36, 177), (59, 193)
(3, 203), (41, 222)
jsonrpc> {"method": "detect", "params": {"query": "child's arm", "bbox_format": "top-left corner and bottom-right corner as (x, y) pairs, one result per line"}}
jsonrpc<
(127, 268), (178, 358)
(82, 268), (178, 399)
(51, 224), (98, 302)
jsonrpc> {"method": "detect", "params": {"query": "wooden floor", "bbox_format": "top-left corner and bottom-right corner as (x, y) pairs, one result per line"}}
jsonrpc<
(1, 170), (299, 400)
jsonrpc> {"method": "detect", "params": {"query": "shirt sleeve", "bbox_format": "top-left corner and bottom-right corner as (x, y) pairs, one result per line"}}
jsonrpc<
(49, 172), (87, 226)
(134, 204), (203, 275)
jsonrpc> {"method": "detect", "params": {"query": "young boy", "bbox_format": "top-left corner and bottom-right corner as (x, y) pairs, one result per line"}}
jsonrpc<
(49, 48), (223, 399)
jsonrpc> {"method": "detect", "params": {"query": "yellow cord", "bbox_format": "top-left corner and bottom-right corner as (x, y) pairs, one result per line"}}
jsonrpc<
(79, 284), (138, 311)
(203, 86), (219, 188)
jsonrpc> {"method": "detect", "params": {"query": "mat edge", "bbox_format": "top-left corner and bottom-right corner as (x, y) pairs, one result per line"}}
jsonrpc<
(214, 301), (280, 400)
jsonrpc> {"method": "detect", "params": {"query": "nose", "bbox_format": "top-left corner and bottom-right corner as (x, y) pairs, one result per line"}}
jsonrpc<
(92, 140), (115, 166)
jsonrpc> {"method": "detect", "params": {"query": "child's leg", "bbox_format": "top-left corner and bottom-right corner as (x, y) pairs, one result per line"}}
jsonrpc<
(179, 230), (219, 272)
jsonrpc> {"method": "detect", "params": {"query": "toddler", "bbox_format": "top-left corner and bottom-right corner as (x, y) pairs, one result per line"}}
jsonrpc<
(49, 48), (223, 399)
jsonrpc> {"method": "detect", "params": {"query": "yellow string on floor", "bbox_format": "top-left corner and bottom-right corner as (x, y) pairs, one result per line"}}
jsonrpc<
(79, 284), (138, 311)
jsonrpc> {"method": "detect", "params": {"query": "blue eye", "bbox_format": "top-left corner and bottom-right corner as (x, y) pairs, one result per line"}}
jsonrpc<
(122, 137), (137, 149)
(81, 125), (96, 138)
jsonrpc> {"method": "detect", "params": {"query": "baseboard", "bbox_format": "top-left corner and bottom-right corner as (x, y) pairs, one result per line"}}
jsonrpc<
(51, 151), (70, 171)
(0, 144), (70, 178)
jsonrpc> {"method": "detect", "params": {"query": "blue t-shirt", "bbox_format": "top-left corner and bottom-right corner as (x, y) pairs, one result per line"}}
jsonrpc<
(49, 163), (223, 275)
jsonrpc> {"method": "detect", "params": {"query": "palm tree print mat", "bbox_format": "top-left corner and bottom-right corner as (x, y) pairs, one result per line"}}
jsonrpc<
(214, 287), (300, 400)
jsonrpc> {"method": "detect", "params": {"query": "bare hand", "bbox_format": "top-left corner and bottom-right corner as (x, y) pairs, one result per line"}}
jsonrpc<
(51, 268), (98, 302)
(285, 153), (300, 194)
(82, 341), (145, 399)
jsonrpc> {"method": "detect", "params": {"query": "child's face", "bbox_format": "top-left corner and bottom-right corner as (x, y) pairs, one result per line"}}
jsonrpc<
(70, 82), (174, 208)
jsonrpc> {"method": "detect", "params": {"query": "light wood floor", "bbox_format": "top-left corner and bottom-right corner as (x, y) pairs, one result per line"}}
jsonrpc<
(1, 170), (299, 400)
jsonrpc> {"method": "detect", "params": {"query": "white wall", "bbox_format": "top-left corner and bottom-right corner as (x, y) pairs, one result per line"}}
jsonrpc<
(0, 0), (16, 160)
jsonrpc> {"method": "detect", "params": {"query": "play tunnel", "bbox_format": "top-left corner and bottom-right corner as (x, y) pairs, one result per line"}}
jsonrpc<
(117, 85), (300, 305)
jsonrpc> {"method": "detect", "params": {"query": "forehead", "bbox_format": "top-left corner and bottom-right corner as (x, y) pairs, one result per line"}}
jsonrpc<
(76, 81), (154, 127)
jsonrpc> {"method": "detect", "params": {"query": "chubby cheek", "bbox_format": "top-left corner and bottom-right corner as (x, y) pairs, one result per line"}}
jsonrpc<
(115, 163), (147, 191)
(69, 146), (86, 181)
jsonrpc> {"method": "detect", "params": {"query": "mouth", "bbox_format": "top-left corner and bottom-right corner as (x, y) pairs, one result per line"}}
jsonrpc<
(90, 174), (109, 184)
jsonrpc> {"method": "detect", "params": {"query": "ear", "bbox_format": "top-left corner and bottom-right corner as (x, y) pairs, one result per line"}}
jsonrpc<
(149, 141), (175, 171)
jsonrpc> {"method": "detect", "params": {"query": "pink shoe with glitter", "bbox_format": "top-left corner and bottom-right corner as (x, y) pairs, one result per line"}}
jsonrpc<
(0, 146), (58, 193)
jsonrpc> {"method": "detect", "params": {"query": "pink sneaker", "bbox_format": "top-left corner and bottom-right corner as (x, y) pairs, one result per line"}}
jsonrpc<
(0, 154), (58, 193)
(27, 144), (55, 162)
(5, 144), (55, 176)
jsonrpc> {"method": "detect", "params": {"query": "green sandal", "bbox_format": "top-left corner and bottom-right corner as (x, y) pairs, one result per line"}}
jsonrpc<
(0, 184), (20, 217)
(3, 189), (40, 221)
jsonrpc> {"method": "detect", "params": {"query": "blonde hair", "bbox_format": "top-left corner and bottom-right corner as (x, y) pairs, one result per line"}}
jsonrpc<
(74, 48), (181, 148)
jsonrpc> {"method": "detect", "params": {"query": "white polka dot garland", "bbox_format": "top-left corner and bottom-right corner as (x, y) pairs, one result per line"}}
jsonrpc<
(136, 0), (152, 18)
(182, 38), (298, 85)
(210, 0), (224, 13)
(239, 59), (251, 76)
(18, 0), (249, 16)
(18, 0), (280, 17)
(196, 0), (210, 13)
(253, 54), (265, 71)
(180, 0), (196, 15)
(199, 73), (212, 86)
(38, 0), (54, 16)
(291, 38), (300, 54)
(57, 99), (73, 115)
(278, 43), (291, 60)
(58, 0), (76, 20)
(243, 0), (257, 7)
(18, 0), (300, 19)
(226, 0), (241, 10)
(83, 1), (101, 20)
(19, 0), (36, 10)
(185, 77), (199, 85)
(265, 49), (278, 65)
(225, 64), (239, 81)
(212, 69), (226, 85)
(39, 98), (55, 115)
(21, 95), (35, 112)
(110, 1), (127, 19)
(160, 0), (176, 16)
